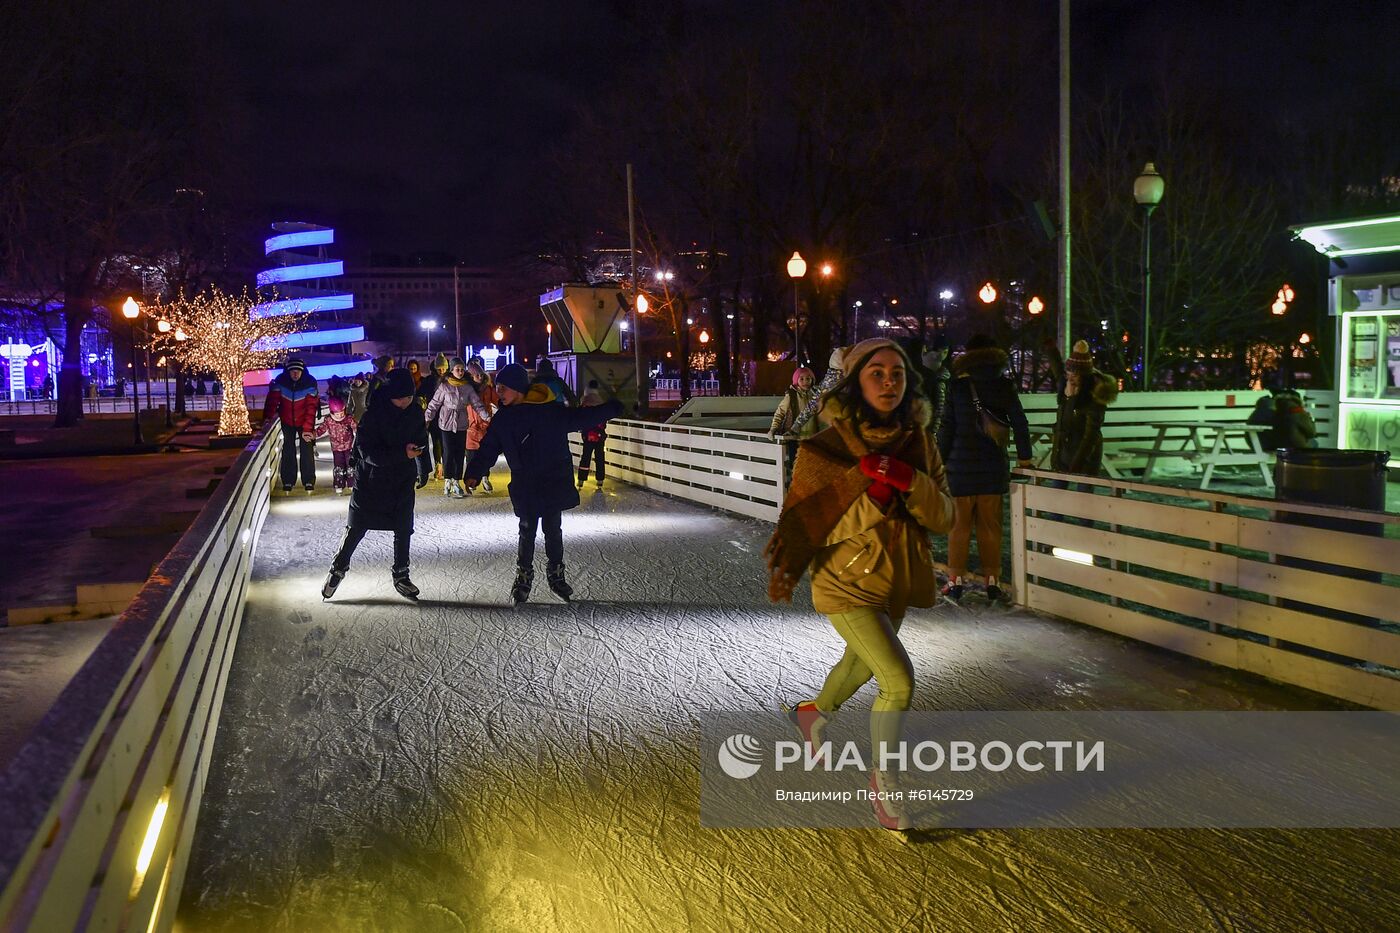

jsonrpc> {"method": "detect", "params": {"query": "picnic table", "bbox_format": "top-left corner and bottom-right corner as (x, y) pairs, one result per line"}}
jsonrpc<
(1124, 421), (1275, 489)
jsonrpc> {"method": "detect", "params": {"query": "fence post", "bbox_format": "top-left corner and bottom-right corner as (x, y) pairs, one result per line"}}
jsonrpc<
(1011, 480), (1029, 603)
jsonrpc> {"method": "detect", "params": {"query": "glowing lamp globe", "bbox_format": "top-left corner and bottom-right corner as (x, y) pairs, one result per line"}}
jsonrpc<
(1027, 296), (1045, 315)
(786, 252), (807, 279)
(978, 283), (997, 304)
(493, 327), (505, 342)
(1271, 298), (1288, 316)
(1299, 333), (1312, 344)
(636, 293), (649, 314)
(699, 330), (710, 344)
(122, 297), (140, 319)
(157, 319), (172, 333)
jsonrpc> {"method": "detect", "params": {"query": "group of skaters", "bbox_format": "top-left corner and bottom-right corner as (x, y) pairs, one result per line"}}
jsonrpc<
(260, 355), (620, 606)
(765, 334), (1119, 832)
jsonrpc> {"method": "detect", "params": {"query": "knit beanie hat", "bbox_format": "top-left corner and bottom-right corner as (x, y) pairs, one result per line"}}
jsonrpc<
(842, 337), (906, 377)
(1066, 339), (1094, 374)
(828, 346), (846, 370)
(792, 366), (815, 386)
(328, 396), (345, 413)
(285, 357), (306, 371)
(448, 356), (465, 370)
(495, 363), (531, 395)
(384, 368), (415, 399)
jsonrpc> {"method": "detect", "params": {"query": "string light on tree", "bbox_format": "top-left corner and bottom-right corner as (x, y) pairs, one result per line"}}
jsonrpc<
(146, 287), (309, 436)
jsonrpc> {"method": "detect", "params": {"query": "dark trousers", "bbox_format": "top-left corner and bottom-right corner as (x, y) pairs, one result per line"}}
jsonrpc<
(441, 430), (467, 481)
(280, 424), (316, 488)
(332, 448), (354, 490)
(578, 439), (605, 484)
(518, 511), (564, 569)
(331, 525), (410, 575)
(418, 422), (440, 483)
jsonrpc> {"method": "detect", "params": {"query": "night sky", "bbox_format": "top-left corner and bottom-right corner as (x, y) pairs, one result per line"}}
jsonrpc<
(213, 1), (1395, 264)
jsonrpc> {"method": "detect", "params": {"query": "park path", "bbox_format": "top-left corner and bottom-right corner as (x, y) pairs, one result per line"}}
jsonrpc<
(179, 458), (1399, 932)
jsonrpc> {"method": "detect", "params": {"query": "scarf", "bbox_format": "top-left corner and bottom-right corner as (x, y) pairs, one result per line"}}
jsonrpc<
(764, 407), (933, 603)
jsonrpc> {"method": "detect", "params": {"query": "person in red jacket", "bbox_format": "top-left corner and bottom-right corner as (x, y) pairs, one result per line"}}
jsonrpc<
(263, 357), (321, 494)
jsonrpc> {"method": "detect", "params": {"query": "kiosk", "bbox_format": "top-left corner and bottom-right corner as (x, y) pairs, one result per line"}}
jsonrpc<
(1291, 213), (1400, 467)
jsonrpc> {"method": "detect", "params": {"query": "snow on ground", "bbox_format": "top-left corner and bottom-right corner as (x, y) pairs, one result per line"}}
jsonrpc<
(180, 459), (1400, 931)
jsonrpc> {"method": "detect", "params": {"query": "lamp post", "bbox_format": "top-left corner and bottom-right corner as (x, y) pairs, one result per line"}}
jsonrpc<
(787, 251), (807, 363)
(157, 319), (173, 427)
(420, 319), (437, 356)
(1134, 162), (1165, 390)
(122, 297), (143, 444)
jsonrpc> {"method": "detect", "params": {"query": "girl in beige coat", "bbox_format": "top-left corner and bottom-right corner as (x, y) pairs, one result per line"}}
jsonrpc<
(765, 338), (953, 831)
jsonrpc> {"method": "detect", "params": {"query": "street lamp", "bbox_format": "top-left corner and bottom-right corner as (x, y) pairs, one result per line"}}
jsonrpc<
(787, 251), (806, 362)
(978, 282), (998, 304)
(1134, 161), (1165, 389)
(122, 297), (143, 444)
(636, 293), (649, 315)
(493, 326), (505, 343)
(1027, 296), (1045, 316)
(420, 318), (437, 355)
(820, 262), (834, 277)
(699, 329), (710, 344)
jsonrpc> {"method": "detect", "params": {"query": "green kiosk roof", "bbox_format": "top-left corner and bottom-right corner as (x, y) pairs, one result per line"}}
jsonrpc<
(1291, 213), (1400, 258)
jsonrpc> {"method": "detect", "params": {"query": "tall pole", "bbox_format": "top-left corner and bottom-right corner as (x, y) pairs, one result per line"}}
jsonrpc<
(129, 320), (143, 445)
(453, 264), (462, 358)
(1057, 0), (1072, 358)
(627, 163), (646, 412)
(163, 356), (172, 428)
(1141, 205), (1155, 390)
(792, 286), (801, 363)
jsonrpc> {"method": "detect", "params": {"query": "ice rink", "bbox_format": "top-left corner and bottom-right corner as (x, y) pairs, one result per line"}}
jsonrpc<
(180, 462), (1400, 931)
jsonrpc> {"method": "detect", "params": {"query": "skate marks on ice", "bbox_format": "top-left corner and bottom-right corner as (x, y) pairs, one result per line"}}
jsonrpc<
(180, 471), (1400, 931)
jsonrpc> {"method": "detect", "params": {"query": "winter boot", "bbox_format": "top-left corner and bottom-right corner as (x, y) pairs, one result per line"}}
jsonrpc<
(321, 569), (345, 600)
(451, 480), (467, 499)
(985, 578), (1007, 603)
(546, 562), (573, 601)
(870, 768), (911, 832)
(282, 484), (293, 495)
(305, 483), (315, 495)
(577, 472), (587, 489)
(942, 577), (964, 602)
(786, 700), (831, 759)
(481, 476), (493, 493)
(443, 479), (453, 496)
(510, 566), (534, 606)
(393, 570), (419, 600)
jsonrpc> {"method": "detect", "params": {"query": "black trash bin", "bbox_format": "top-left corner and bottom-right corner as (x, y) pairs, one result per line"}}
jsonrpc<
(1274, 448), (1390, 627)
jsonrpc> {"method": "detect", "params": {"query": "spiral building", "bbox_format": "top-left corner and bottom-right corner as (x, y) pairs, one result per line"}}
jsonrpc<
(246, 222), (367, 385)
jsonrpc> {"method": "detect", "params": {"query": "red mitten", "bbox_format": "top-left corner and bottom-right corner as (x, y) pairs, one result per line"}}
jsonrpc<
(866, 480), (895, 509)
(859, 453), (914, 492)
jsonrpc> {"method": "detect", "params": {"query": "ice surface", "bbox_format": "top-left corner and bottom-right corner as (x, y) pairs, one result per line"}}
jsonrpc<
(180, 465), (1400, 931)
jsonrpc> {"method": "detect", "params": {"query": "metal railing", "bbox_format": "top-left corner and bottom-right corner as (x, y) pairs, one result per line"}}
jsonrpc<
(0, 426), (279, 931)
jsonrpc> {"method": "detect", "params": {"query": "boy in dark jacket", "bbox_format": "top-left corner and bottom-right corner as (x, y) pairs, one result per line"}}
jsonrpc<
(937, 335), (1033, 602)
(465, 364), (623, 605)
(322, 369), (429, 601)
(262, 357), (320, 494)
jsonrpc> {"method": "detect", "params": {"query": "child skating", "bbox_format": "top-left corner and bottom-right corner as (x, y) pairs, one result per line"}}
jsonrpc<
(322, 369), (429, 601)
(314, 397), (358, 494)
(463, 364), (622, 605)
(764, 338), (953, 832)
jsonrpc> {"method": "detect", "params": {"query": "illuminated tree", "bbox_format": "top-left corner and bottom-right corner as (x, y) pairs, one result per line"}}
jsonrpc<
(148, 287), (308, 436)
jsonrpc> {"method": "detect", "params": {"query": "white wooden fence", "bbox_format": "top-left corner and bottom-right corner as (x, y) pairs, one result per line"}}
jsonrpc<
(663, 389), (1340, 474)
(570, 418), (784, 522)
(1011, 470), (1400, 709)
(0, 426), (278, 931)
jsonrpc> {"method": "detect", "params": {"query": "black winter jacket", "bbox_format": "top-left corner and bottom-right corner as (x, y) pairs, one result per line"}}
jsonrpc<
(1047, 346), (1119, 475)
(466, 385), (623, 517)
(348, 398), (430, 533)
(937, 347), (1032, 497)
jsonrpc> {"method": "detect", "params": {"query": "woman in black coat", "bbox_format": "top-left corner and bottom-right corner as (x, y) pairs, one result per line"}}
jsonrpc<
(936, 334), (1033, 602)
(323, 369), (429, 601)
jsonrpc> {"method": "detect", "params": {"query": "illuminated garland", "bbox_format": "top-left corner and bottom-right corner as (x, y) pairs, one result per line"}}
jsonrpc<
(148, 288), (310, 436)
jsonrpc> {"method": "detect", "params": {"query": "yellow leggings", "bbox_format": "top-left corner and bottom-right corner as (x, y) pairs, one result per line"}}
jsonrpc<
(814, 608), (913, 758)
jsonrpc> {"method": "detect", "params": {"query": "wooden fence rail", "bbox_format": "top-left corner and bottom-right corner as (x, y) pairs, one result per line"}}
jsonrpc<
(1010, 469), (1400, 709)
(570, 418), (784, 522)
(0, 427), (279, 932)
